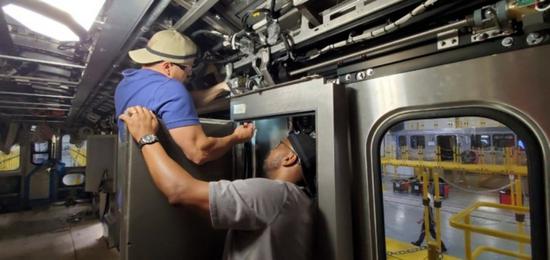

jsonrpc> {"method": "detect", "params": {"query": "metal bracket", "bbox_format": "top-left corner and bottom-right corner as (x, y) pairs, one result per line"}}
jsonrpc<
(437, 29), (459, 50)
(251, 48), (275, 87)
(471, 28), (512, 43)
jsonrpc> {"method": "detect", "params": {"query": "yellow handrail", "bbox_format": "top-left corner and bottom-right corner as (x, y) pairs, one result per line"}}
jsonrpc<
(69, 147), (87, 166)
(449, 201), (530, 243)
(449, 201), (531, 260)
(472, 246), (531, 259)
(381, 158), (527, 176)
(0, 154), (20, 171)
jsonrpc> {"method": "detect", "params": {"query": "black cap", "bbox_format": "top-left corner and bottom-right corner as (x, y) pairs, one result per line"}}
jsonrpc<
(288, 133), (317, 197)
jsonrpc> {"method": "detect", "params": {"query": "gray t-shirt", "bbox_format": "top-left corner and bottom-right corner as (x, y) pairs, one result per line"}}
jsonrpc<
(209, 178), (313, 260)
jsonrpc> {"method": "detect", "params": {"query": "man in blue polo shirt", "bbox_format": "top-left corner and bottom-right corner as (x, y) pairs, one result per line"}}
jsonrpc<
(115, 29), (254, 165)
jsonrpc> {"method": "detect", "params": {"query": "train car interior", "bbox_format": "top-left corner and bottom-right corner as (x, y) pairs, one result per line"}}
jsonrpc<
(1, 0), (549, 259)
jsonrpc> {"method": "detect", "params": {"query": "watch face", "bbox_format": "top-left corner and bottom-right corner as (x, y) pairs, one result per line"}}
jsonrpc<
(143, 135), (155, 143)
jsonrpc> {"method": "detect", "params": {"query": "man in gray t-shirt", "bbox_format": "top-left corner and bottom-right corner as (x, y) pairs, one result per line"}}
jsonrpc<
(120, 106), (316, 260)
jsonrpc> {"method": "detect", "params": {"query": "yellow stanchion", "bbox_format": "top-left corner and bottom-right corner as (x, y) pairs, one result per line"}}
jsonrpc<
(515, 177), (526, 255)
(464, 215), (472, 260)
(433, 170), (442, 253)
(422, 170), (431, 247)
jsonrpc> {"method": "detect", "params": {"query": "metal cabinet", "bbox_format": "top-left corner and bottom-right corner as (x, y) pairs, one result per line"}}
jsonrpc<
(118, 120), (234, 260)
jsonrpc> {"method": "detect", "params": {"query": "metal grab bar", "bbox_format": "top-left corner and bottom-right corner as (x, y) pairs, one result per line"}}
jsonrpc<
(0, 154), (20, 171)
(68, 147), (87, 166)
(472, 246), (531, 260)
(449, 201), (531, 260)
(381, 158), (527, 176)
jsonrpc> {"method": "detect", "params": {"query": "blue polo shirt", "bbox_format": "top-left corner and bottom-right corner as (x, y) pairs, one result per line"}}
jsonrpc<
(114, 69), (199, 132)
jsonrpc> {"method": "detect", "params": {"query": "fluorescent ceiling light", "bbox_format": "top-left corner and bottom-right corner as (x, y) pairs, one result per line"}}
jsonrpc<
(2, 0), (105, 42)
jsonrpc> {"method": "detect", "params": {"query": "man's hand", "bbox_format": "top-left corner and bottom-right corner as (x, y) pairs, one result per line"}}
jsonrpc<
(233, 122), (255, 143)
(119, 106), (159, 141)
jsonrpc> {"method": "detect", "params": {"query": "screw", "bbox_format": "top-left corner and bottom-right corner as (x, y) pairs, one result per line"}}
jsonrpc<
(344, 74), (352, 81)
(356, 71), (366, 80)
(526, 33), (544, 46)
(501, 37), (514, 48)
(366, 68), (374, 77)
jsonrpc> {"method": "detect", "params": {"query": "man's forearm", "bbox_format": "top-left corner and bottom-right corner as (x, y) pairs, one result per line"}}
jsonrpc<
(141, 143), (202, 203)
(199, 134), (238, 164)
(190, 82), (227, 108)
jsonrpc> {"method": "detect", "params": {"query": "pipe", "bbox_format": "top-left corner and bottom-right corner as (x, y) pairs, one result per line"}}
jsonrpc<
(0, 74), (79, 85)
(0, 91), (74, 99)
(0, 54), (86, 69)
(289, 18), (472, 76)
(10, 119), (65, 123)
(0, 105), (69, 111)
(0, 114), (67, 118)
(0, 100), (71, 107)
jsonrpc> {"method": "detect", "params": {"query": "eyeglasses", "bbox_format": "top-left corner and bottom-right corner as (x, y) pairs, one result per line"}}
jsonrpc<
(172, 63), (192, 72)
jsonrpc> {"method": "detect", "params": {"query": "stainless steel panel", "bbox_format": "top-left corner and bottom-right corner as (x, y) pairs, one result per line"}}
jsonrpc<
(118, 120), (234, 260)
(231, 78), (353, 260)
(85, 135), (117, 192)
(347, 45), (550, 259)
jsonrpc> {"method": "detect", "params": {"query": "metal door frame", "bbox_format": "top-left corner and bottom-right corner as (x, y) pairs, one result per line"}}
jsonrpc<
(231, 78), (353, 260)
(347, 45), (550, 259)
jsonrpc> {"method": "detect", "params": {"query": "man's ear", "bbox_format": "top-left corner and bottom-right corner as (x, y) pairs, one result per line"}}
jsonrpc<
(161, 62), (171, 75)
(282, 153), (299, 167)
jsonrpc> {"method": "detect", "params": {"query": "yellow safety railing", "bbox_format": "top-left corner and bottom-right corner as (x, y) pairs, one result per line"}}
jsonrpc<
(69, 146), (87, 166)
(449, 201), (531, 260)
(381, 158), (527, 176)
(0, 154), (20, 171)
(382, 146), (527, 177)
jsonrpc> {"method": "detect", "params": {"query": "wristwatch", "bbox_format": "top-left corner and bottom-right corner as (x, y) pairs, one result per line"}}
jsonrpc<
(138, 134), (159, 149)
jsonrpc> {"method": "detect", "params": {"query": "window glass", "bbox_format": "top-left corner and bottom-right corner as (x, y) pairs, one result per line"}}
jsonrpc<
(380, 116), (531, 259)
(61, 135), (87, 167)
(493, 134), (515, 149)
(410, 135), (426, 149)
(471, 134), (492, 150)
(0, 144), (20, 172)
(31, 141), (50, 165)
(398, 136), (407, 147)
(33, 142), (49, 152)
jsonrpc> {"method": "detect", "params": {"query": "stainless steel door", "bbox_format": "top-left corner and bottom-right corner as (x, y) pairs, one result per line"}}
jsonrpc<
(348, 45), (550, 259)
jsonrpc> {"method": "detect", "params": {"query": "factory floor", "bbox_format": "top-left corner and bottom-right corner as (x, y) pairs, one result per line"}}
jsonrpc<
(0, 204), (118, 260)
(382, 175), (531, 260)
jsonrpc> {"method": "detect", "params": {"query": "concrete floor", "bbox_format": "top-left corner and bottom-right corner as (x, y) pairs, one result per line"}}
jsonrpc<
(382, 175), (531, 259)
(0, 204), (119, 260)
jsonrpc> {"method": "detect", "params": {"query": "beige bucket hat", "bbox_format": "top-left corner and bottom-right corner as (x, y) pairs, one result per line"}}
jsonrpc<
(128, 29), (197, 64)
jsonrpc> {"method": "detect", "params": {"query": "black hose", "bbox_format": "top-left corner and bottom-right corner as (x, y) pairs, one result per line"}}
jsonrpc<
(191, 30), (224, 39)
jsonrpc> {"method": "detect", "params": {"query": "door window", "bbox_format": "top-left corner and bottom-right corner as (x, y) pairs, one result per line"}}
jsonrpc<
(0, 144), (20, 171)
(380, 116), (531, 259)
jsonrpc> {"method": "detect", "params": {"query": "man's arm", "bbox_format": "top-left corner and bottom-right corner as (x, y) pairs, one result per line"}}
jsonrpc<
(190, 81), (229, 108)
(120, 106), (210, 213)
(170, 123), (254, 165)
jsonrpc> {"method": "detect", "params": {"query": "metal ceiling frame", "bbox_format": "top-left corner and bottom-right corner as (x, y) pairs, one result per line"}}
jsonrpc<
(0, 53), (85, 69)
(172, 0), (237, 34)
(174, 0), (221, 32)
(67, 0), (168, 125)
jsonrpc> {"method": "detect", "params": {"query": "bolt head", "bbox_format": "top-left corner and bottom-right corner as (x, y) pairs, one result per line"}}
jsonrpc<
(501, 37), (514, 47)
(366, 68), (374, 76)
